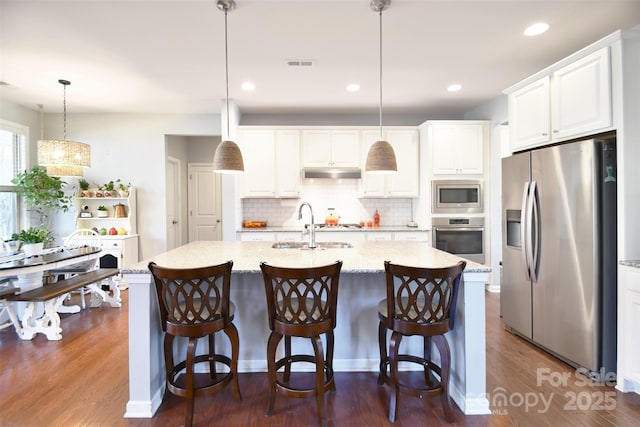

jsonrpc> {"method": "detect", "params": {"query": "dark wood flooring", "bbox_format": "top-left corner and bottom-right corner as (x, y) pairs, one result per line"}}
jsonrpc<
(1, 290), (639, 427)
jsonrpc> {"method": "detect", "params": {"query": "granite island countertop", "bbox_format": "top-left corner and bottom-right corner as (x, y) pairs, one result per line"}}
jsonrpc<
(124, 240), (488, 274)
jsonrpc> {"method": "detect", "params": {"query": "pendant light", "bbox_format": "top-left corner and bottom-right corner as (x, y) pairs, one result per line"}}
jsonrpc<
(365, 0), (397, 174)
(213, 0), (244, 173)
(37, 79), (91, 177)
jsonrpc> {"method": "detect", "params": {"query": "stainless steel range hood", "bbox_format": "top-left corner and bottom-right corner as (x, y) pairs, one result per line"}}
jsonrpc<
(303, 167), (362, 179)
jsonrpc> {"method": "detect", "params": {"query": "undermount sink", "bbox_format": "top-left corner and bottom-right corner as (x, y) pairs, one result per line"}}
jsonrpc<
(271, 241), (353, 250)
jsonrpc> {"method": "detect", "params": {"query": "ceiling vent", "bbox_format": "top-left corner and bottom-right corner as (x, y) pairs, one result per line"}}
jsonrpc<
(287, 59), (315, 67)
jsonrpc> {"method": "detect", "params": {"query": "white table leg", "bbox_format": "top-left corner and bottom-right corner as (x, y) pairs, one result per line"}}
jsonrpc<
(87, 278), (122, 308)
(18, 297), (64, 341)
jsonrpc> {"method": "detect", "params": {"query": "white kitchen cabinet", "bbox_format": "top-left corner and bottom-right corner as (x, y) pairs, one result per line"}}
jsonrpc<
(428, 121), (486, 175)
(302, 129), (360, 168)
(239, 232), (276, 241)
(393, 231), (430, 243)
(618, 265), (640, 394)
(360, 128), (419, 197)
(366, 232), (393, 241)
(98, 235), (139, 269)
(507, 47), (612, 152)
(275, 130), (301, 197)
(238, 128), (300, 198)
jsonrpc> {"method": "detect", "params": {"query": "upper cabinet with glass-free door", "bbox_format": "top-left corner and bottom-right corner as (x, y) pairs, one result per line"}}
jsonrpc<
(360, 127), (419, 198)
(506, 46), (612, 152)
(301, 129), (360, 168)
(238, 128), (301, 198)
(427, 121), (487, 176)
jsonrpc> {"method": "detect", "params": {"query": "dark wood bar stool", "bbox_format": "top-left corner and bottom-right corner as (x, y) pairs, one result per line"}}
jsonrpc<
(148, 261), (241, 427)
(260, 260), (343, 427)
(377, 260), (466, 423)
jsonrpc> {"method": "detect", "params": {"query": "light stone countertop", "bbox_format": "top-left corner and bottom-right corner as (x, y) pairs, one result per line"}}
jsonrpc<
(620, 260), (640, 269)
(237, 226), (430, 233)
(124, 240), (488, 274)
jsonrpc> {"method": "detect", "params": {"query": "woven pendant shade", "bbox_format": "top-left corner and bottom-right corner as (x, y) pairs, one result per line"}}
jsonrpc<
(365, 0), (397, 174)
(365, 140), (397, 174)
(213, 0), (244, 173)
(213, 140), (244, 173)
(38, 139), (91, 177)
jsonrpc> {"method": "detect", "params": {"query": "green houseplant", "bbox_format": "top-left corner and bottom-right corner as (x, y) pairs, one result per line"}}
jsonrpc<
(11, 166), (72, 227)
(11, 226), (53, 256)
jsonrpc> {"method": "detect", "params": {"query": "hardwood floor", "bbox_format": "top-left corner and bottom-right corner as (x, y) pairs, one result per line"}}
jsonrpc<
(1, 290), (639, 426)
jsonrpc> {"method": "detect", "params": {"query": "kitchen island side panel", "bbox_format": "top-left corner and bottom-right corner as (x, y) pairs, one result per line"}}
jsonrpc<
(124, 268), (489, 417)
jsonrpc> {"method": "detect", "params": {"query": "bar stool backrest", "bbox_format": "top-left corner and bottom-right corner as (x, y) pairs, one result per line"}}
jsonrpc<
(148, 261), (233, 337)
(383, 260), (466, 335)
(260, 261), (342, 335)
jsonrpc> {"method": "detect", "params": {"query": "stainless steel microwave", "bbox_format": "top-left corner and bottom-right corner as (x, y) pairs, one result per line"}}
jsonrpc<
(432, 180), (482, 213)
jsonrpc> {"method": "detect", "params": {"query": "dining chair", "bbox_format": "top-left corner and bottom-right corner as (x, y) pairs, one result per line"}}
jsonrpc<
(48, 228), (102, 309)
(377, 260), (466, 423)
(148, 260), (241, 427)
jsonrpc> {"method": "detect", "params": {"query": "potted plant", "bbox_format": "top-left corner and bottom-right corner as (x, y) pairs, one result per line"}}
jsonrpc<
(102, 180), (116, 197)
(78, 178), (92, 197)
(97, 205), (109, 218)
(117, 180), (131, 197)
(11, 226), (53, 256)
(11, 166), (72, 228)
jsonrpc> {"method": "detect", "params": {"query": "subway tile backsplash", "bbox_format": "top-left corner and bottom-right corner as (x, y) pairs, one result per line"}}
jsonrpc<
(242, 179), (414, 227)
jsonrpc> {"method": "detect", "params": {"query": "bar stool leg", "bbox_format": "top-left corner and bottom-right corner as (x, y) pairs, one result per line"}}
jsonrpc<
(284, 335), (292, 382)
(185, 337), (198, 427)
(311, 335), (327, 427)
(325, 330), (335, 390)
(377, 320), (388, 385)
(266, 331), (282, 416)
(224, 323), (242, 401)
(388, 331), (402, 423)
(424, 336), (433, 386)
(209, 334), (217, 379)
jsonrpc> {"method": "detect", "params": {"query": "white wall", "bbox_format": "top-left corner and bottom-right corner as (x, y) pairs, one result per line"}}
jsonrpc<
(465, 95), (509, 291)
(39, 112), (223, 260)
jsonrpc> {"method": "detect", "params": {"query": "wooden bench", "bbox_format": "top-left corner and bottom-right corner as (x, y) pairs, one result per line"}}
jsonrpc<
(7, 268), (120, 340)
(0, 281), (20, 331)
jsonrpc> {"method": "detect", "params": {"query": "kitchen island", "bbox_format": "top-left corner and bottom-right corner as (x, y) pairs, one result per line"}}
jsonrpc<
(122, 240), (491, 418)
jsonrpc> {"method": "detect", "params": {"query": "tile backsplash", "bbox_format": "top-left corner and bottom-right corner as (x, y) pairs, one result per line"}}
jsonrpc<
(242, 179), (414, 227)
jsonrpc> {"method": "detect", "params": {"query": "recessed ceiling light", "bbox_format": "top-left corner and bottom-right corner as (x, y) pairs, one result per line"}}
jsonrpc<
(241, 81), (255, 91)
(524, 22), (549, 36)
(447, 84), (462, 92)
(346, 83), (360, 92)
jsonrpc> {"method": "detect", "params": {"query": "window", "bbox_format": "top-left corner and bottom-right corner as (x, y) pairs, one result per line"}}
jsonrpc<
(0, 120), (28, 240)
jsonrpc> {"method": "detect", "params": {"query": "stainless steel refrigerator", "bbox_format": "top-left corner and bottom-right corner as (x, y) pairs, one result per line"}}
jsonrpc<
(501, 135), (617, 378)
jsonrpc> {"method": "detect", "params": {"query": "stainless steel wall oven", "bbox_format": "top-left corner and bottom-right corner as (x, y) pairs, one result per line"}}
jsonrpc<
(432, 217), (485, 264)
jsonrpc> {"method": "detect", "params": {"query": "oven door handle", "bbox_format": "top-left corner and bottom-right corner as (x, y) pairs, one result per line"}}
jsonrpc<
(433, 227), (484, 232)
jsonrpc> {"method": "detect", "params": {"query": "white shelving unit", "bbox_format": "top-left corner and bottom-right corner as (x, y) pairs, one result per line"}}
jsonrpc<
(74, 187), (139, 268)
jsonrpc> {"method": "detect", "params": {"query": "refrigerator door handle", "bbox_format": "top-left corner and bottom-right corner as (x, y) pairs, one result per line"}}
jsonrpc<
(521, 181), (532, 281)
(530, 180), (541, 283)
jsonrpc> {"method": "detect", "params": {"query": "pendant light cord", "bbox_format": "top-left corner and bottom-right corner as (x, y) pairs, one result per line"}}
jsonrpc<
(378, 9), (383, 140)
(224, 8), (230, 140)
(62, 83), (67, 141)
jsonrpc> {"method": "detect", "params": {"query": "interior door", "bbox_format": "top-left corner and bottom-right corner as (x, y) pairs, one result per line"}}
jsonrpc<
(188, 163), (221, 241)
(166, 156), (181, 251)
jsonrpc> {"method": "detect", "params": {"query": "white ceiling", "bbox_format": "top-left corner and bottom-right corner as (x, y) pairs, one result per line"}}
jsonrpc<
(1, 0), (639, 119)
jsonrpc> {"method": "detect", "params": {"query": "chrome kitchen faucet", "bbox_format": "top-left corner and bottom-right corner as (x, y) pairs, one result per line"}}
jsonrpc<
(297, 202), (317, 249)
